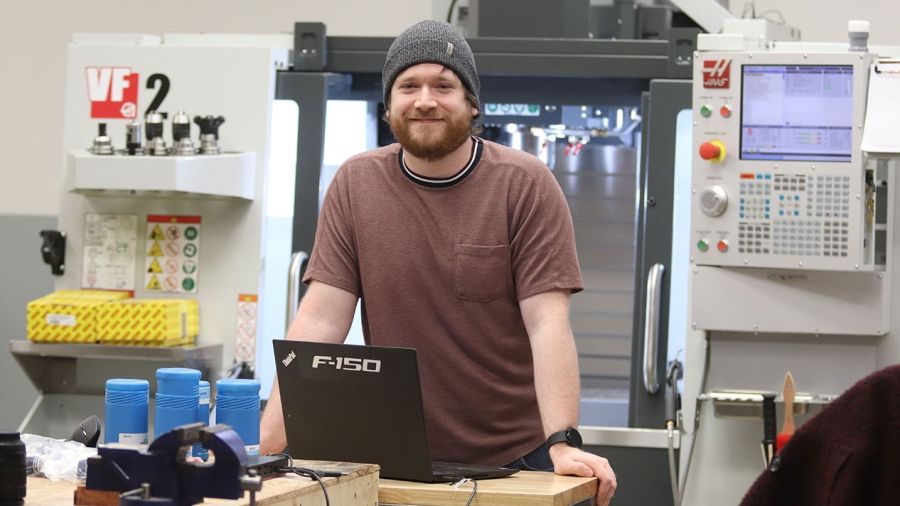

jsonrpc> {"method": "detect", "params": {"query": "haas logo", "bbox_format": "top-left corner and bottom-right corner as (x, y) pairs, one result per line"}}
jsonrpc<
(86, 67), (139, 119)
(702, 59), (732, 89)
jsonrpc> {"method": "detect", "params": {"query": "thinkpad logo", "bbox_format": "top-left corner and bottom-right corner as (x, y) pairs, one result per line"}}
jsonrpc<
(702, 59), (732, 89)
(282, 350), (296, 367)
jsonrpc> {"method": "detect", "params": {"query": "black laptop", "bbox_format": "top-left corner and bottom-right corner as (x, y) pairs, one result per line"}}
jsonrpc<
(273, 340), (519, 482)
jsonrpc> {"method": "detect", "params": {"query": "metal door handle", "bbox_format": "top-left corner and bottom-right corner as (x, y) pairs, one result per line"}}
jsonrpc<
(643, 263), (665, 394)
(286, 251), (309, 332)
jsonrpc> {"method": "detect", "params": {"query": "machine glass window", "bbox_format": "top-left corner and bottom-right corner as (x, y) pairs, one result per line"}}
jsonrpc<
(740, 65), (853, 162)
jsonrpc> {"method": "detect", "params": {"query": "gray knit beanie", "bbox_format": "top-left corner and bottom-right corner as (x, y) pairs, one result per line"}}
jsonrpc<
(382, 20), (480, 109)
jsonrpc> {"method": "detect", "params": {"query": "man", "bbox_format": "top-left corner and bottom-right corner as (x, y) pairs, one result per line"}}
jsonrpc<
(260, 19), (616, 505)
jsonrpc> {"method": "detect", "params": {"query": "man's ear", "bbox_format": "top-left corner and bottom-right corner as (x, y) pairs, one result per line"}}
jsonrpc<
(472, 108), (478, 117)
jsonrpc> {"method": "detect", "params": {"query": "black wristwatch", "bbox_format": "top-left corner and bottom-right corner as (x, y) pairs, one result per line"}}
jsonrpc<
(546, 428), (583, 449)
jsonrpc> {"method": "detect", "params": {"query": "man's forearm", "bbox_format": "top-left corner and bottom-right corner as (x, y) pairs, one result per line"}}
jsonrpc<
(531, 317), (582, 437)
(258, 281), (358, 455)
(520, 290), (582, 437)
(260, 378), (287, 454)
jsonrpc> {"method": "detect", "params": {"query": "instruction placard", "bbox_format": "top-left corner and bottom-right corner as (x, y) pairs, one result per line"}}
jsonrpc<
(145, 215), (200, 293)
(83, 214), (138, 290)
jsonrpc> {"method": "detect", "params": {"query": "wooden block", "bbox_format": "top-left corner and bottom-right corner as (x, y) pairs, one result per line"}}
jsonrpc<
(203, 460), (379, 505)
(74, 485), (118, 506)
(378, 471), (597, 506)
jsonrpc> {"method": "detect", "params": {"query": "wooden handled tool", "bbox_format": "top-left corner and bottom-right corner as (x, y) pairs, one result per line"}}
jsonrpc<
(777, 371), (796, 452)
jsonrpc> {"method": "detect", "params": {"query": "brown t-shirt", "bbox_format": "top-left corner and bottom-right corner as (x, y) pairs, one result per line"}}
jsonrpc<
(303, 137), (583, 466)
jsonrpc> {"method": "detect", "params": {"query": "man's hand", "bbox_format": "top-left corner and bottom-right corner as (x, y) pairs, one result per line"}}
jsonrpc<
(549, 444), (616, 506)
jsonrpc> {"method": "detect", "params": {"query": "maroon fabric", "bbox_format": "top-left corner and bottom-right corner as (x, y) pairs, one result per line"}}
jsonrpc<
(740, 365), (900, 506)
(303, 139), (583, 466)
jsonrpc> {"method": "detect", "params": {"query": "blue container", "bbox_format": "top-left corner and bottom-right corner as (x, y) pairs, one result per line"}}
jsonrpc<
(194, 380), (211, 460)
(154, 368), (201, 445)
(104, 379), (149, 445)
(215, 379), (261, 456)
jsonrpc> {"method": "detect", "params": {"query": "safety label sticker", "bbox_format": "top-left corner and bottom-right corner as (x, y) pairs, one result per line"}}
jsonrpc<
(234, 294), (258, 363)
(83, 214), (138, 290)
(144, 215), (200, 293)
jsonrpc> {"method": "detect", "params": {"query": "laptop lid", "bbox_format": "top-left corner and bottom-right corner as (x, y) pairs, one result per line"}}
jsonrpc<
(273, 340), (518, 483)
(274, 340), (436, 482)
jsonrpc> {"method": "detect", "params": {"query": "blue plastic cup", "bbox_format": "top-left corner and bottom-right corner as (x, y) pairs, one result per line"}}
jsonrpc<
(154, 368), (201, 446)
(215, 379), (261, 456)
(104, 379), (149, 445)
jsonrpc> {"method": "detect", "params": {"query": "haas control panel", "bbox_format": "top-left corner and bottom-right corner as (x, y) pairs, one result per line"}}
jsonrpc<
(691, 51), (881, 271)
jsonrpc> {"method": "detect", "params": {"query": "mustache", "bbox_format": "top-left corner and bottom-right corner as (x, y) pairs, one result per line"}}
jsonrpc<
(406, 113), (444, 120)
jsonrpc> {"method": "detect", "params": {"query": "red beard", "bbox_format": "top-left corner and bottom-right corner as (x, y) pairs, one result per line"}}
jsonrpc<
(390, 110), (472, 161)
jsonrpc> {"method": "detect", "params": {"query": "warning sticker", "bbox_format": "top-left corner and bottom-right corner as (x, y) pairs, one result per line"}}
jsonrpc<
(144, 215), (200, 294)
(234, 294), (258, 363)
(146, 274), (162, 291)
(82, 214), (138, 291)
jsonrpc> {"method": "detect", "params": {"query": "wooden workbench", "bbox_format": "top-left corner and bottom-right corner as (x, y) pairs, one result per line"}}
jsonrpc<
(25, 466), (595, 506)
(24, 461), (379, 506)
(379, 471), (597, 506)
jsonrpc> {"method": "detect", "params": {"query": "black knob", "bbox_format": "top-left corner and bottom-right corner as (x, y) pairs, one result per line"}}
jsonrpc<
(193, 115), (226, 138)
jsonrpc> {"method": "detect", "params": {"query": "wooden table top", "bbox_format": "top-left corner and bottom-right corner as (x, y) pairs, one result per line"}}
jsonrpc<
(25, 460), (379, 506)
(379, 470), (597, 506)
(26, 465), (596, 506)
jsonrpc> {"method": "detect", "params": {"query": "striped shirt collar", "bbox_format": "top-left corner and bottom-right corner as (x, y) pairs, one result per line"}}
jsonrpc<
(398, 137), (483, 188)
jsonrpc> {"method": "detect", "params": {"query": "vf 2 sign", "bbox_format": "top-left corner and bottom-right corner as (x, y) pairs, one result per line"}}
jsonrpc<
(86, 67), (139, 119)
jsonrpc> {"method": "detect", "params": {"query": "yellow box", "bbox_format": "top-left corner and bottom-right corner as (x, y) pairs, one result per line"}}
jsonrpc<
(96, 299), (199, 347)
(27, 290), (132, 343)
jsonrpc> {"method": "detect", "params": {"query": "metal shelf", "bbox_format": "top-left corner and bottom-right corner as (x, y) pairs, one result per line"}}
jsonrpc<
(9, 340), (223, 395)
(698, 389), (837, 419)
(67, 150), (256, 200)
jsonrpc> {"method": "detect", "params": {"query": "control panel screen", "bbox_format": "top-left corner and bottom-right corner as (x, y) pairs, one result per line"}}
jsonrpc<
(741, 65), (853, 162)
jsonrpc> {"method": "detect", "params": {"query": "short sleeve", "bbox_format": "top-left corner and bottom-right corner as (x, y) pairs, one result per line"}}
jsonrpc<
(302, 168), (362, 296)
(509, 168), (584, 300)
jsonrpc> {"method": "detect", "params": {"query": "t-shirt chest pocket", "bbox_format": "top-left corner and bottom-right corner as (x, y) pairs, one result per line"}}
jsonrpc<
(453, 244), (510, 302)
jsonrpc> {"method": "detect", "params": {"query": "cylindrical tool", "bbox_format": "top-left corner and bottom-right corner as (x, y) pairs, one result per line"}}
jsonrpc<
(125, 121), (144, 155)
(172, 111), (195, 156)
(105, 379), (149, 446)
(154, 368), (201, 446)
(761, 393), (777, 468)
(0, 433), (26, 506)
(145, 111), (167, 156)
(193, 380), (211, 461)
(193, 115), (226, 154)
(91, 123), (114, 155)
(215, 379), (261, 456)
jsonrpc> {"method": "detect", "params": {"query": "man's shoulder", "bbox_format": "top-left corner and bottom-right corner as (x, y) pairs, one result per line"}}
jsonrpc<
(341, 144), (400, 170)
(479, 138), (551, 177)
(482, 140), (552, 184)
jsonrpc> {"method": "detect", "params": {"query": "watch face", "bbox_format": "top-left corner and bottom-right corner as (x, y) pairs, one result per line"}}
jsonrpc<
(567, 429), (583, 448)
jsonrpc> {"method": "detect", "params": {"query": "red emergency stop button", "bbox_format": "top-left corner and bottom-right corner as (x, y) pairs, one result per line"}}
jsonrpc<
(717, 239), (729, 253)
(699, 140), (727, 163)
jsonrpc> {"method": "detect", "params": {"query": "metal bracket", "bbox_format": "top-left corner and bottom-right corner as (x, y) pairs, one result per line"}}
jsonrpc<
(39, 230), (66, 276)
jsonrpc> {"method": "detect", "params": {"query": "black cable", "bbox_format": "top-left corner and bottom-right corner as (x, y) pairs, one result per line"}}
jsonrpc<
(280, 466), (330, 506)
(451, 478), (477, 506)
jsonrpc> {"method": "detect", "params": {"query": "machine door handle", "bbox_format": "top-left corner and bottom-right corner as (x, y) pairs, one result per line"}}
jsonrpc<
(643, 263), (665, 394)
(286, 251), (309, 333)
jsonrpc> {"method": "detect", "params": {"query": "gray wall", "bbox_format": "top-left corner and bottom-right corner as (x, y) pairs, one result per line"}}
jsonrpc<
(0, 216), (55, 432)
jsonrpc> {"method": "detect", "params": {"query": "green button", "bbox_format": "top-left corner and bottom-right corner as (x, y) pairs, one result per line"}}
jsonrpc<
(697, 239), (709, 252)
(700, 105), (712, 118)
